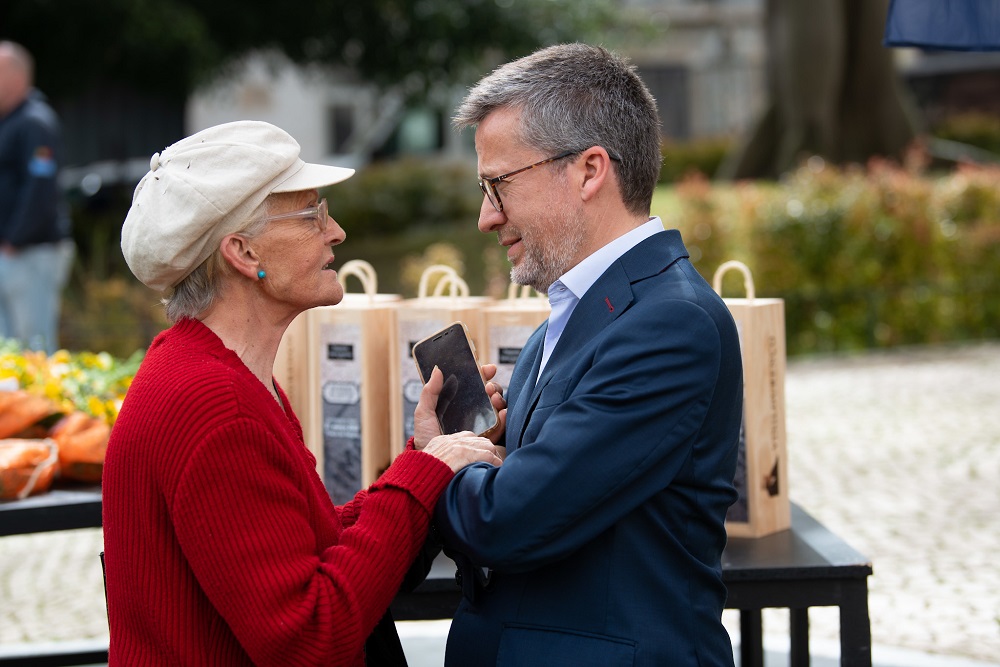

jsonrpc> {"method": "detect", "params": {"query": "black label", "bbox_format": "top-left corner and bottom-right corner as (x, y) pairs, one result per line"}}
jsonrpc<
(327, 344), (354, 361)
(498, 347), (522, 365)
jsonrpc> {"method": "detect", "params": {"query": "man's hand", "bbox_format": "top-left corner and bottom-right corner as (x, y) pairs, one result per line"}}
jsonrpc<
(481, 363), (508, 456)
(413, 365), (508, 455)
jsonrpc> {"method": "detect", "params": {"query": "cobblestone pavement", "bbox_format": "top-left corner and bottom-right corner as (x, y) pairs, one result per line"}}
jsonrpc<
(1, 342), (999, 662)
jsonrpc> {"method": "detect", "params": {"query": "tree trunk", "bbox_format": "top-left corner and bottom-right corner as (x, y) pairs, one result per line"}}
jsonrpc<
(719, 0), (919, 180)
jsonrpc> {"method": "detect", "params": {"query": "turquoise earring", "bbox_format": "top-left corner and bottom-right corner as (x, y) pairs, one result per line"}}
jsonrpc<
(257, 270), (266, 280)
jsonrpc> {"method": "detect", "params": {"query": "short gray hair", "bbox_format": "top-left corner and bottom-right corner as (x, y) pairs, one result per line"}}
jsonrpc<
(162, 197), (273, 322)
(454, 43), (662, 215)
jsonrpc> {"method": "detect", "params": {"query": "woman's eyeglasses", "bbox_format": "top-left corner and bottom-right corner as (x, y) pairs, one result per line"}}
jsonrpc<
(264, 198), (329, 233)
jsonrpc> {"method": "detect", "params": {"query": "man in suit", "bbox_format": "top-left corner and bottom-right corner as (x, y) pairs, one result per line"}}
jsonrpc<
(423, 43), (743, 666)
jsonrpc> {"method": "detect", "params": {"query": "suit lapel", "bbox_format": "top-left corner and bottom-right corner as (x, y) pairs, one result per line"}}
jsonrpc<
(506, 325), (545, 450)
(533, 261), (634, 392)
(507, 230), (690, 450)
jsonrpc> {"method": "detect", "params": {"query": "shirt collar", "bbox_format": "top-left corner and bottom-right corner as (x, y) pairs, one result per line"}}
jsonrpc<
(554, 217), (664, 301)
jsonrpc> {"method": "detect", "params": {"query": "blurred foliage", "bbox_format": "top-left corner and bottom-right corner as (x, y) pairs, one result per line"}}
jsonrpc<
(326, 158), (481, 237)
(659, 137), (733, 184)
(660, 155), (1000, 355)
(2, 0), (627, 104)
(0, 338), (143, 425)
(932, 112), (1000, 156)
(57, 154), (1000, 358)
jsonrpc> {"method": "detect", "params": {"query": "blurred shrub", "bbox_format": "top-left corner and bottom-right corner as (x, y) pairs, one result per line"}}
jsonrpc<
(60, 274), (168, 358)
(326, 157), (482, 237)
(659, 137), (733, 184)
(662, 157), (1000, 355)
(61, 152), (1000, 358)
(932, 112), (1000, 156)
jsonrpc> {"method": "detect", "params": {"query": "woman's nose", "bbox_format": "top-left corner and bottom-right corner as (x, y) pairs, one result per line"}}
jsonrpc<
(327, 216), (346, 246)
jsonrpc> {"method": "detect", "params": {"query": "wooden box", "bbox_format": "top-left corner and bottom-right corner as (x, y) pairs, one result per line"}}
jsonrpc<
(479, 285), (550, 391)
(714, 261), (790, 538)
(274, 261), (400, 503)
(388, 266), (494, 456)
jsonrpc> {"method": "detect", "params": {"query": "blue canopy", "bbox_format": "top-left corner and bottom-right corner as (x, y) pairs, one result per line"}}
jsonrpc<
(885, 0), (1000, 51)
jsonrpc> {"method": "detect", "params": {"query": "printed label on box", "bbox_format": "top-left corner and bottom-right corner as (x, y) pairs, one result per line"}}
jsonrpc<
(320, 322), (362, 504)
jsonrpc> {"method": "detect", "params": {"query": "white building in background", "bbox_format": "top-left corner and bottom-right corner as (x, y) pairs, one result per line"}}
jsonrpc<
(624, 0), (765, 139)
(186, 1), (766, 167)
(187, 51), (470, 169)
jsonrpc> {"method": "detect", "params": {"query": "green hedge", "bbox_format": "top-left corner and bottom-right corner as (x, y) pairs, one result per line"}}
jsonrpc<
(59, 155), (1000, 358)
(933, 112), (1000, 156)
(660, 160), (1000, 355)
(659, 137), (732, 184)
(326, 157), (482, 238)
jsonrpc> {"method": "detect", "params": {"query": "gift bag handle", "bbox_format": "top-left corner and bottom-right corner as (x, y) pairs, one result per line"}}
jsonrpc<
(418, 264), (469, 299)
(712, 260), (755, 301)
(339, 259), (377, 298)
(431, 272), (470, 298)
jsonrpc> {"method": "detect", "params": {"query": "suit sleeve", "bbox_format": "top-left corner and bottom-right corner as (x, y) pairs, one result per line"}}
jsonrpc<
(435, 299), (724, 571)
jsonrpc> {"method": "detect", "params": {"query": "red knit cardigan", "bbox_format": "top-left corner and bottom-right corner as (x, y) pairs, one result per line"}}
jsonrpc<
(102, 318), (453, 666)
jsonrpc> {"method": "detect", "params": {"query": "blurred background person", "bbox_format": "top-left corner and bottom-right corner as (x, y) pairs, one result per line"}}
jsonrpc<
(0, 40), (74, 353)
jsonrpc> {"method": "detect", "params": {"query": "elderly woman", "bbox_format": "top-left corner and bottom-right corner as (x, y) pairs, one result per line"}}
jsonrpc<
(103, 121), (504, 666)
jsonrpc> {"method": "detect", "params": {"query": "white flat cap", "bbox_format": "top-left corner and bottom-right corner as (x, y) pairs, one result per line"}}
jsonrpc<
(121, 120), (355, 292)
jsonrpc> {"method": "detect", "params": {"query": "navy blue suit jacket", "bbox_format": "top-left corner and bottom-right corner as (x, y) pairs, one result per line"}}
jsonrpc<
(434, 229), (743, 666)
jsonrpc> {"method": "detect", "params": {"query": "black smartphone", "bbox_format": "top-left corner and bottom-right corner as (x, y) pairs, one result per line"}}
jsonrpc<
(412, 322), (500, 437)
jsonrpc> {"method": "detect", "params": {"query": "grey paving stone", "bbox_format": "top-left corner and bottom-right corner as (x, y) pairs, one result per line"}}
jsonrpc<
(1, 341), (998, 662)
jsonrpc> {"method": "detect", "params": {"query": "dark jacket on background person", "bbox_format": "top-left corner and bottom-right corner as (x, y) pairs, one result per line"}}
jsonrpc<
(0, 89), (71, 248)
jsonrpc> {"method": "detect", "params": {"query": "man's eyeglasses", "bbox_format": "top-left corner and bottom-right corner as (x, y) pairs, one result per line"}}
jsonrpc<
(478, 149), (621, 213)
(478, 151), (579, 213)
(264, 198), (329, 233)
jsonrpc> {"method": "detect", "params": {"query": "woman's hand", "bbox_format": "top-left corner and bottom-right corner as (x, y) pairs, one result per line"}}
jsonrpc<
(421, 431), (504, 472)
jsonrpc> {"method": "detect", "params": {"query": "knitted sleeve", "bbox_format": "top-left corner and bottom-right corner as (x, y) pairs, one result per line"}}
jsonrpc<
(170, 417), (453, 666)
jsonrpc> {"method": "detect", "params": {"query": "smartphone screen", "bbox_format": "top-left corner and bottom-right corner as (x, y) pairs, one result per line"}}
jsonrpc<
(412, 322), (499, 437)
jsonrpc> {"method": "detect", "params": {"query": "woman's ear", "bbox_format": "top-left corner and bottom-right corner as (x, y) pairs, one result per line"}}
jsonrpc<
(219, 234), (261, 281)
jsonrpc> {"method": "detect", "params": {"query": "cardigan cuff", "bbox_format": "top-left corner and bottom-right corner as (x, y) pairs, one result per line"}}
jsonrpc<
(373, 449), (453, 514)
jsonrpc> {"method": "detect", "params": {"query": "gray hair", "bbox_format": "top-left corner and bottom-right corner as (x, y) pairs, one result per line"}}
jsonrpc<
(162, 197), (274, 322)
(454, 43), (662, 215)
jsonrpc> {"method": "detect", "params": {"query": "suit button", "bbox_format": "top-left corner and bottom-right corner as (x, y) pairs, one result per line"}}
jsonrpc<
(455, 569), (463, 586)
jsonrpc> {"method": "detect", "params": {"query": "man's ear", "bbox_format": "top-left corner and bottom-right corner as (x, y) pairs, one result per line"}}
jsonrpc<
(578, 146), (614, 203)
(219, 233), (261, 280)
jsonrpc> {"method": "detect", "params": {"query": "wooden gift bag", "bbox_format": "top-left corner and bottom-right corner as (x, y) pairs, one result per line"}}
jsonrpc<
(389, 265), (494, 457)
(480, 284), (550, 391)
(713, 260), (790, 538)
(275, 260), (400, 504)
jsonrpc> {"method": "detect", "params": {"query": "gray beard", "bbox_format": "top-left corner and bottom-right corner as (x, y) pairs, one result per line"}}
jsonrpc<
(510, 220), (587, 293)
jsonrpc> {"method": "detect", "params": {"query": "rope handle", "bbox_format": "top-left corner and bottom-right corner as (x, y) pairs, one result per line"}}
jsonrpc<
(712, 260), (755, 301)
(418, 264), (469, 299)
(431, 272), (470, 298)
(338, 259), (377, 297)
(16, 439), (58, 500)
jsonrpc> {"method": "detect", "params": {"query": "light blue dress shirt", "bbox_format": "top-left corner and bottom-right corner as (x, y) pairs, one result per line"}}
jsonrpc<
(537, 217), (665, 377)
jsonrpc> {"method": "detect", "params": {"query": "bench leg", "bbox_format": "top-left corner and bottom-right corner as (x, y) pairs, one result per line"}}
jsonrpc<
(740, 609), (764, 667)
(790, 607), (810, 666)
(839, 581), (872, 667)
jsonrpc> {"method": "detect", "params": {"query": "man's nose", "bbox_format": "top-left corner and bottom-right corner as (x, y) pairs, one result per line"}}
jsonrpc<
(478, 196), (504, 234)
